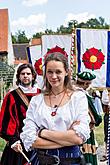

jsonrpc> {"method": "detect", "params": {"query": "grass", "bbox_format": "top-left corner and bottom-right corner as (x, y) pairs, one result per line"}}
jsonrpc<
(0, 138), (6, 151)
(95, 118), (104, 146)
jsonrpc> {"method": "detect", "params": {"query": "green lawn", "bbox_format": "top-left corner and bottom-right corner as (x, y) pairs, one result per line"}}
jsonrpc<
(0, 138), (6, 151)
(95, 119), (104, 146)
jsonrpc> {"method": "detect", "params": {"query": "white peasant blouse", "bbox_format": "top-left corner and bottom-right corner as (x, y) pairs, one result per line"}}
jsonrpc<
(20, 90), (90, 151)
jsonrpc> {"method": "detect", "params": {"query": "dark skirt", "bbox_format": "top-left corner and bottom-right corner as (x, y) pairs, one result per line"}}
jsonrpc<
(0, 144), (31, 165)
(82, 131), (98, 165)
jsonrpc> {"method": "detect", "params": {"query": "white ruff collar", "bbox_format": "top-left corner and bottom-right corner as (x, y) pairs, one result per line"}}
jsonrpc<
(19, 84), (38, 93)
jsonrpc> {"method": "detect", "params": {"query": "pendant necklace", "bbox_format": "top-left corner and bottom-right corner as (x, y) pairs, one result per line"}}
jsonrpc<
(49, 90), (66, 116)
(51, 89), (65, 98)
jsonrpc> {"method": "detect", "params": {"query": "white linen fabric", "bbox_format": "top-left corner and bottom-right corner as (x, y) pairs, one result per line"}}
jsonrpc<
(20, 90), (90, 151)
(19, 84), (38, 93)
(92, 96), (103, 115)
(102, 89), (109, 105)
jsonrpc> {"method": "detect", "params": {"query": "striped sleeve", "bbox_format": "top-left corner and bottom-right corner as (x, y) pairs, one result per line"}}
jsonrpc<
(0, 92), (19, 143)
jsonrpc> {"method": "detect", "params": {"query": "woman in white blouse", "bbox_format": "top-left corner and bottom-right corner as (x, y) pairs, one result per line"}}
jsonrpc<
(20, 46), (90, 165)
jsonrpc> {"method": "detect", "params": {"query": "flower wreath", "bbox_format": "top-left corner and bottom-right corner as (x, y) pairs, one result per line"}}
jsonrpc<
(34, 46), (68, 75)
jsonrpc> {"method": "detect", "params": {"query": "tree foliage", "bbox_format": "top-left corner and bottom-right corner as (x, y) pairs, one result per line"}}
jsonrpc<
(33, 32), (43, 39)
(12, 30), (29, 43)
(12, 34), (17, 43)
(12, 16), (109, 43)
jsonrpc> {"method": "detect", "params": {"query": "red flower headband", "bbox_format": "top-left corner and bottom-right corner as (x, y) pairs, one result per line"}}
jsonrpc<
(44, 45), (68, 59)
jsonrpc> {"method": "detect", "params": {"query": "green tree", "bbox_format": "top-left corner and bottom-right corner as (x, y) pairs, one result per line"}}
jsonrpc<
(12, 34), (17, 44)
(68, 17), (109, 29)
(77, 22), (88, 28)
(45, 29), (55, 34)
(57, 25), (68, 34)
(85, 17), (109, 29)
(15, 30), (29, 43)
(98, 17), (109, 29)
(11, 16), (110, 42)
(33, 32), (43, 38)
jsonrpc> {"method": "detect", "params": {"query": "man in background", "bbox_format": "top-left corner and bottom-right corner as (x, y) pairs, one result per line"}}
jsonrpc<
(76, 71), (102, 165)
(101, 89), (109, 161)
(0, 63), (40, 165)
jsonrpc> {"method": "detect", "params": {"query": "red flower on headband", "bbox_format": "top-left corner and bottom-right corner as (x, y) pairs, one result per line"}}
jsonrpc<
(82, 47), (105, 70)
(34, 58), (43, 75)
(45, 45), (68, 59)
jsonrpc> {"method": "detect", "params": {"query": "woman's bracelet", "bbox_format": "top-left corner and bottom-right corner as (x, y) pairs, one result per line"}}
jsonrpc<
(38, 128), (46, 138)
(38, 129), (57, 143)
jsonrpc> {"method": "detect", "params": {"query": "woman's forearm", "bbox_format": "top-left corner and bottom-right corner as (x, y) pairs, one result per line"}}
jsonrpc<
(41, 129), (83, 146)
(32, 136), (63, 149)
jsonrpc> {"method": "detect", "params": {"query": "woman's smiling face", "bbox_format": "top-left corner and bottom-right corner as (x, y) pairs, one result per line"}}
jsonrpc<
(46, 60), (68, 89)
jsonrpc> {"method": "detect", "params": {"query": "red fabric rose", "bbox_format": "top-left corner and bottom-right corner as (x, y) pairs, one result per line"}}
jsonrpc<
(82, 47), (105, 70)
(34, 58), (43, 75)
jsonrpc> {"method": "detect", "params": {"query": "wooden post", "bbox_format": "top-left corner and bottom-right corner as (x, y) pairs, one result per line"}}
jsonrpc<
(70, 27), (77, 79)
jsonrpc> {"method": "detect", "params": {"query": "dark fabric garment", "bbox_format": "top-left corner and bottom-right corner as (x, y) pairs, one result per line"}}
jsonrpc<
(1, 145), (34, 165)
(0, 87), (40, 165)
(82, 94), (102, 165)
(0, 144), (31, 165)
(30, 146), (82, 165)
(86, 95), (102, 126)
(104, 113), (109, 143)
(82, 131), (97, 165)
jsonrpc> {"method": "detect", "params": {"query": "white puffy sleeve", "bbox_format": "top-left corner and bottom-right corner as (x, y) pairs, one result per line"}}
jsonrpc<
(71, 90), (90, 141)
(20, 95), (41, 151)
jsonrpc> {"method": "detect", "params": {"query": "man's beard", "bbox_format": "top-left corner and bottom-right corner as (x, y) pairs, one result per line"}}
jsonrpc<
(20, 81), (32, 87)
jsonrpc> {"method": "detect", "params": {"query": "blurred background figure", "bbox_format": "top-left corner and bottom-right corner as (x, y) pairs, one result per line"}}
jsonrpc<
(101, 88), (109, 162)
(76, 71), (102, 165)
(92, 90), (103, 116)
